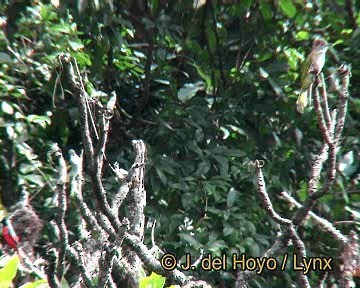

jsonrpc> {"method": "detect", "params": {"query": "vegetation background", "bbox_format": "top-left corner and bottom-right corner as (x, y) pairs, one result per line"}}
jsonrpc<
(0, 0), (359, 287)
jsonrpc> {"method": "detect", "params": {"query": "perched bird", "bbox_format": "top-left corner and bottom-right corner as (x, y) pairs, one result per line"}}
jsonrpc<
(1, 206), (43, 266)
(113, 162), (129, 181)
(296, 38), (329, 113)
(68, 149), (82, 178)
(1, 218), (20, 250)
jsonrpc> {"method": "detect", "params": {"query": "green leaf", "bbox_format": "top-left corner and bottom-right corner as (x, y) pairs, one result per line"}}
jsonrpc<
(150, 0), (159, 14)
(226, 188), (237, 207)
(191, 63), (212, 87)
(27, 115), (51, 128)
(207, 206), (222, 214)
(338, 151), (355, 176)
(1, 102), (14, 115)
(140, 272), (166, 288)
(206, 27), (216, 53)
(223, 223), (234, 236)
(111, 26), (126, 48)
(23, 174), (45, 187)
(279, 0), (297, 18)
(297, 182), (308, 202)
(220, 126), (230, 139)
(68, 40), (84, 51)
(155, 166), (167, 184)
(296, 31), (310, 41)
(179, 233), (202, 249)
(212, 155), (229, 176)
(248, 242), (261, 257)
(259, 0), (273, 20)
(341, 29), (353, 35)
(194, 160), (211, 176)
(208, 240), (227, 254)
(19, 163), (37, 174)
(0, 52), (12, 64)
(178, 82), (204, 103)
(332, 39), (344, 47)
(204, 182), (216, 195)
(71, 51), (92, 66)
(221, 149), (246, 157)
(284, 47), (301, 70)
(0, 279), (11, 288)
(19, 279), (48, 288)
(51, 24), (72, 34)
(182, 192), (193, 208)
(0, 255), (19, 283)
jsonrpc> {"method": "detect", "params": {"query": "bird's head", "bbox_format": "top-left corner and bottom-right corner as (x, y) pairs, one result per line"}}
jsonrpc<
(312, 38), (329, 52)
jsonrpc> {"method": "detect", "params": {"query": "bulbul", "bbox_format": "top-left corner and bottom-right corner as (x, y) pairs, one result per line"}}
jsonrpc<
(296, 38), (329, 113)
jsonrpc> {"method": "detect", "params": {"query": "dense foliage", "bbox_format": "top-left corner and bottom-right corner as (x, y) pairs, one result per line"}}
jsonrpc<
(0, 0), (359, 287)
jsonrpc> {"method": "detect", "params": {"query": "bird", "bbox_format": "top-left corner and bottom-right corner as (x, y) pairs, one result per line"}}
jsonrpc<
(113, 161), (129, 181)
(1, 218), (20, 250)
(296, 38), (329, 113)
(68, 149), (82, 178)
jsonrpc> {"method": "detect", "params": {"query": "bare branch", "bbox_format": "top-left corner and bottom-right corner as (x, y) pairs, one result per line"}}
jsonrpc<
(280, 192), (347, 243)
(312, 76), (333, 145)
(123, 140), (147, 287)
(57, 54), (94, 163)
(124, 232), (188, 284)
(319, 73), (332, 128)
(97, 244), (116, 288)
(53, 147), (69, 281)
(46, 249), (61, 288)
(68, 244), (94, 288)
(288, 226), (310, 288)
(254, 160), (291, 225)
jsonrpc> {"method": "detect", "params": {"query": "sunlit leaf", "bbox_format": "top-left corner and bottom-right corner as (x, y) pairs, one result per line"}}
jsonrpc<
(338, 151), (355, 176)
(140, 272), (166, 288)
(191, 63), (212, 88)
(296, 31), (310, 41)
(178, 82), (204, 103)
(0, 255), (19, 283)
(297, 182), (307, 202)
(19, 279), (48, 288)
(27, 115), (51, 128)
(1, 102), (14, 115)
(279, 0), (297, 18)
(23, 174), (45, 187)
(68, 40), (84, 51)
(220, 126), (230, 139)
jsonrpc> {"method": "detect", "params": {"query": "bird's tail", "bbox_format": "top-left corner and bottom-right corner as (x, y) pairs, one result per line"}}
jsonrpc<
(296, 90), (308, 113)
